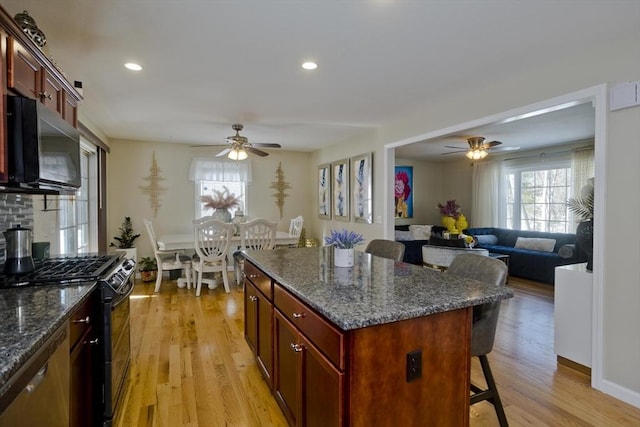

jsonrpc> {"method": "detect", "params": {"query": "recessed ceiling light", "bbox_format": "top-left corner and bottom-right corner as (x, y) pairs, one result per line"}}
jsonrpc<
(302, 61), (318, 70)
(124, 62), (143, 71)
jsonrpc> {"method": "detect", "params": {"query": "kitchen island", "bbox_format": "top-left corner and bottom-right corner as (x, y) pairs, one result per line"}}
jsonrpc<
(242, 246), (514, 427)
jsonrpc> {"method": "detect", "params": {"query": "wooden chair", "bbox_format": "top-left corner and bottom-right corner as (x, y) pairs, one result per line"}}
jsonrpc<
(288, 215), (304, 247)
(234, 218), (277, 285)
(192, 217), (235, 295)
(446, 253), (509, 427)
(364, 239), (405, 261)
(143, 218), (192, 292)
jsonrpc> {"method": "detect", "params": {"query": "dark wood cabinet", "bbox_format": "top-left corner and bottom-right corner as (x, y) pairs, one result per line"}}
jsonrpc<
(41, 68), (64, 113)
(6, 36), (39, 99)
(244, 279), (274, 387)
(69, 291), (99, 427)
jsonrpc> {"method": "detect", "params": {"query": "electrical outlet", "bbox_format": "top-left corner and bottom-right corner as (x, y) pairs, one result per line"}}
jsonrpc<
(406, 350), (422, 382)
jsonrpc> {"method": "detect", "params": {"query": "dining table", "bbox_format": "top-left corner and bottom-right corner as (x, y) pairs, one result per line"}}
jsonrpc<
(157, 230), (299, 251)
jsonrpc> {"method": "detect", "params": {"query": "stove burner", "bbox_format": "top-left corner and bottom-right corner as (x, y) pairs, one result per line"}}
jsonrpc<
(0, 254), (123, 287)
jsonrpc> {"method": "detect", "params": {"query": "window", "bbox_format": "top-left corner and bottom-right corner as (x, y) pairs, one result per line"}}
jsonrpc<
(504, 162), (572, 232)
(58, 141), (98, 255)
(189, 158), (252, 219)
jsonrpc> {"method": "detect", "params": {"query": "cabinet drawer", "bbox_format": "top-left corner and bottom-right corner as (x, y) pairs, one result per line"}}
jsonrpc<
(274, 284), (344, 370)
(69, 295), (95, 350)
(245, 261), (272, 301)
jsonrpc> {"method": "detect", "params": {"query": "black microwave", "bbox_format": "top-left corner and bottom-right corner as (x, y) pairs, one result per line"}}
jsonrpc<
(6, 95), (81, 192)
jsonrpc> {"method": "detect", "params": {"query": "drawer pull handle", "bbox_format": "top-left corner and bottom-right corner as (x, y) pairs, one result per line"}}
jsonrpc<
(249, 295), (258, 302)
(86, 338), (99, 345)
(39, 92), (53, 100)
(248, 274), (259, 279)
(73, 316), (90, 324)
(290, 343), (303, 353)
(292, 312), (305, 319)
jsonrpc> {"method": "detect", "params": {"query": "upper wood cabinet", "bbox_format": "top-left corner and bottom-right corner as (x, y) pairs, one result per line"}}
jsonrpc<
(6, 36), (78, 127)
(6, 37), (39, 99)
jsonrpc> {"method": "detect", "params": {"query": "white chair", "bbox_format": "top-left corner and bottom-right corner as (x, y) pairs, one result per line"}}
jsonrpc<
(192, 217), (235, 296)
(143, 218), (192, 293)
(279, 215), (304, 248)
(422, 245), (489, 271)
(234, 218), (278, 285)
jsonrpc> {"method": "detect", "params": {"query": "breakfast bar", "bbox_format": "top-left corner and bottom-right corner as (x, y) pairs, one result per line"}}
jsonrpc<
(241, 246), (513, 427)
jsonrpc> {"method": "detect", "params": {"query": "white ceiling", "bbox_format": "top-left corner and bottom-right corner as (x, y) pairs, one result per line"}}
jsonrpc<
(3, 1), (636, 157)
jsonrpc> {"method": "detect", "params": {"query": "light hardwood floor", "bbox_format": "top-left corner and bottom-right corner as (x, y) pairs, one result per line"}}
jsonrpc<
(118, 275), (640, 427)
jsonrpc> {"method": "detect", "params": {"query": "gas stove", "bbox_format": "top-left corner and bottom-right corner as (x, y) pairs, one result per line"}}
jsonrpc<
(0, 254), (136, 291)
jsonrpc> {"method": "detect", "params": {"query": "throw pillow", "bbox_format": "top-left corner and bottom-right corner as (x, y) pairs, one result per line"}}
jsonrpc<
(395, 230), (414, 241)
(409, 225), (432, 240)
(558, 244), (575, 258)
(475, 234), (499, 245)
(514, 237), (556, 252)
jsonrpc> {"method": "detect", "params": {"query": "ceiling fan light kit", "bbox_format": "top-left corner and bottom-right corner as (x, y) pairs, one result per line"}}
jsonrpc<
(466, 148), (488, 160)
(228, 148), (248, 160)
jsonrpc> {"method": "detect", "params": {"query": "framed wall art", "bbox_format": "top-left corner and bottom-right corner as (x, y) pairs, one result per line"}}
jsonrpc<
(351, 152), (373, 223)
(318, 163), (331, 219)
(332, 159), (350, 221)
(394, 165), (413, 218)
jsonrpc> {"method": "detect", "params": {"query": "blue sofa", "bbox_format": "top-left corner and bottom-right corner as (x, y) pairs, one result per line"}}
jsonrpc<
(464, 227), (588, 284)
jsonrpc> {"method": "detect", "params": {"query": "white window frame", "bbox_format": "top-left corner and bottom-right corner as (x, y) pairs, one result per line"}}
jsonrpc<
(503, 158), (573, 232)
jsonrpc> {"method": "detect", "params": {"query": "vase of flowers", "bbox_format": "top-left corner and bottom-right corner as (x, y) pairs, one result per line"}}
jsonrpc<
(437, 199), (461, 231)
(324, 229), (365, 267)
(201, 186), (241, 222)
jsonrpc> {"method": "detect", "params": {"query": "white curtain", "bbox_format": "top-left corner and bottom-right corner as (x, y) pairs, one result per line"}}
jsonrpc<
(571, 147), (594, 198)
(471, 160), (501, 227)
(188, 158), (252, 182)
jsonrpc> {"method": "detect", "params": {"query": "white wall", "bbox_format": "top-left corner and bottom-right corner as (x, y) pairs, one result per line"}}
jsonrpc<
(107, 139), (313, 261)
(314, 32), (640, 404)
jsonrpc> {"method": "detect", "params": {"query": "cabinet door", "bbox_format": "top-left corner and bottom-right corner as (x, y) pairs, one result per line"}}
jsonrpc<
(245, 280), (274, 386)
(41, 68), (64, 113)
(300, 334), (344, 427)
(274, 310), (302, 426)
(244, 282), (258, 354)
(7, 37), (39, 99)
(63, 91), (78, 127)
(70, 326), (97, 427)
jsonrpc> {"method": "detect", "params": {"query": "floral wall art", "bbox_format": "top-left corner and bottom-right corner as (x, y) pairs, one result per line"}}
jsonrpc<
(332, 159), (350, 221)
(269, 162), (291, 219)
(394, 166), (413, 218)
(318, 163), (331, 219)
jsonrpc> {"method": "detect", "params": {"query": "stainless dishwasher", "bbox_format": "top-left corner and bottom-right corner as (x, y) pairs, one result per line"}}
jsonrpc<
(0, 323), (70, 427)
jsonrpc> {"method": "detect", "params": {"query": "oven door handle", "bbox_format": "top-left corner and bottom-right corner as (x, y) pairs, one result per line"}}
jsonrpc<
(112, 278), (134, 308)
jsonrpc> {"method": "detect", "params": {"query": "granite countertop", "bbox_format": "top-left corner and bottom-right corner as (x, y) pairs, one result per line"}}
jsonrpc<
(243, 246), (514, 330)
(0, 283), (96, 389)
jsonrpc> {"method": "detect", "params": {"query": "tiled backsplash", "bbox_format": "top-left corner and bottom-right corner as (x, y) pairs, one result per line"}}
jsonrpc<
(0, 193), (34, 262)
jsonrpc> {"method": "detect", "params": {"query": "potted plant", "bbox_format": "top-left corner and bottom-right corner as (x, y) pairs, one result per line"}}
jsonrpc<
(138, 257), (158, 282)
(110, 216), (141, 262)
(324, 229), (365, 267)
(568, 178), (594, 271)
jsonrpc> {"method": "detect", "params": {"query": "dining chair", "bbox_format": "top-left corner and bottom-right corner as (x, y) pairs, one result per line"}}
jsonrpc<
(364, 239), (405, 261)
(422, 245), (489, 271)
(143, 219), (192, 293)
(234, 218), (278, 285)
(446, 253), (509, 427)
(288, 215), (304, 246)
(192, 217), (235, 295)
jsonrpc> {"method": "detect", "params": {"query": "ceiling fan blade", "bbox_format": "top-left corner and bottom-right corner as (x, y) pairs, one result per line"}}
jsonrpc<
(482, 140), (503, 148)
(444, 145), (467, 150)
(441, 149), (467, 155)
(216, 148), (232, 157)
(251, 142), (282, 148)
(246, 146), (269, 157)
(490, 146), (520, 152)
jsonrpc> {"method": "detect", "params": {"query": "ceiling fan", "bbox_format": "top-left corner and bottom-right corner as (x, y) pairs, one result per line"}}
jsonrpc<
(442, 136), (519, 160)
(204, 124), (282, 160)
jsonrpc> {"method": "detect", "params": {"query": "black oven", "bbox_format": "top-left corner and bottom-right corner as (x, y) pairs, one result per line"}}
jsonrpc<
(0, 253), (136, 426)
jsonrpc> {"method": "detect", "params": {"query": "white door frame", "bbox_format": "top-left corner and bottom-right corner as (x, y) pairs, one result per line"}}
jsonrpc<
(384, 84), (608, 395)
